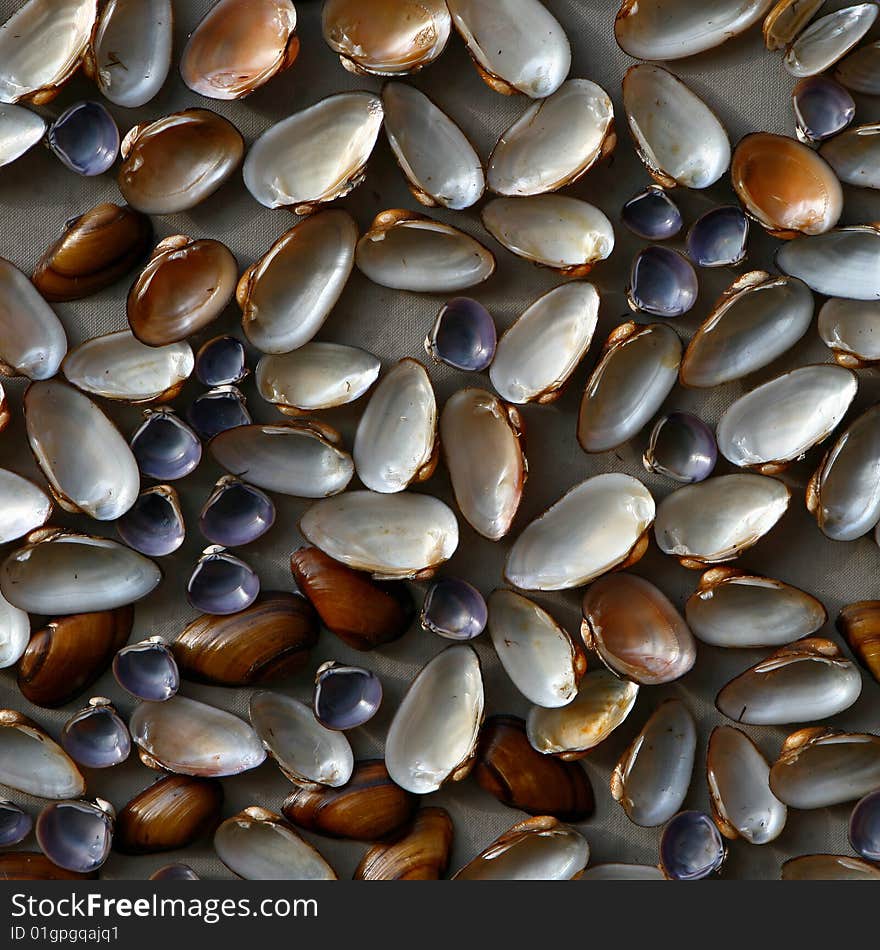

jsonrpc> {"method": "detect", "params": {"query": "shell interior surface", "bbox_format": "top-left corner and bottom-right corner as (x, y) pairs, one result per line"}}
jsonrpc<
(820, 123), (880, 191)
(195, 336), (247, 387)
(199, 477), (275, 548)
(643, 412), (717, 484)
(849, 789), (880, 861)
(187, 547), (260, 616)
(0, 712), (85, 799)
(0, 103), (46, 167)
(150, 864), (200, 881)
(784, 4), (878, 77)
(659, 810), (726, 881)
(835, 39), (880, 93)
(776, 225), (880, 300)
(0, 800), (32, 847)
(426, 298), (496, 372)
(130, 409), (202, 481)
(186, 385), (251, 441)
(60, 702), (130, 769)
(627, 246), (698, 317)
(0, 469), (53, 545)
(116, 484), (185, 557)
(793, 76), (855, 144)
(621, 186), (683, 241)
(420, 578), (488, 642)
(0, 589), (29, 669)
(113, 639), (179, 702)
(782, 853), (880, 880)
(46, 100), (119, 177)
(687, 206), (749, 267)
(581, 863), (666, 881)
(764, 0), (827, 50)
(313, 664), (383, 731)
(36, 801), (113, 873)
(0, 258), (68, 379)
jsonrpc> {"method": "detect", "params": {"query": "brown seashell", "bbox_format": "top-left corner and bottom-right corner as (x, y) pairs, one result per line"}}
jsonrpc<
(127, 236), (238, 346)
(837, 601), (880, 684)
(282, 760), (416, 841)
(115, 775), (223, 855)
(290, 547), (414, 651)
(474, 716), (594, 822)
(353, 807), (453, 880)
(32, 203), (153, 302)
(0, 383), (9, 434)
(17, 606), (133, 708)
(171, 591), (319, 687)
(0, 852), (97, 880)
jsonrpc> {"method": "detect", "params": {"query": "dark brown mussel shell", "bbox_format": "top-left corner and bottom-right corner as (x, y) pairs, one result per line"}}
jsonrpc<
(171, 591), (319, 687)
(115, 775), (223, 855)
(282, 760), (416, 841)
(0, 852), (97, 880)
(17, 606), (134, 708)
(837, 601), (880, 684)
(32, 203), (153, 302)
(353, 807), (453, 880)
(290, 547), (414, 651)
(474, 715), (595, 822)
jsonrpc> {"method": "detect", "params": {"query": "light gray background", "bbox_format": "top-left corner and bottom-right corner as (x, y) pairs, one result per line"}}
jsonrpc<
(1, 0), (879, 881)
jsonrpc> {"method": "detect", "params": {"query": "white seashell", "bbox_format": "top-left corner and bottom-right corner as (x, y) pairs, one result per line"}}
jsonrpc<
(707, 726), (786, 845)
(446, 0), (571, 98)
(578, 322), (681, 454)
(243, 92), (383, 212)
(818, 298), (880, 367)
(655, 475), (790, 567)
(783, 854), (880, 880)
(0, 530), (161, 614)
(0, 710), (84, 799)
(256, 343), (380, 414)
(835, 39), (880, 94)
(716, 638), (862, 725)
(0, 589), (29, 669)
(386, 645), (483, 794)
(0, 259), (67, 379)
(482, 196), (614, 275)
(300, 491), (459, 580)
(820, 123), (880, 190)
(581, 863), (666, 881)
(488, 80), (615, 196)
(622, 65), (730, 190)
(764, 0), (827, 50)
(489, 283), (599, 405)
(354, 359), (437, 494)
(505, 474), (655, 591)
(784, 4), (877, 77)
(716, 365), (857, 472)
(0, 469), (52, 545)
(610, 699), (696, 827)
(356, 209), (495, 292)
(0, 103), (45, 167)
(776, 225), (880, 300)
(382, 83), (484, 210)
(487, 589), (585, 708)
(440, 389), (525, 540)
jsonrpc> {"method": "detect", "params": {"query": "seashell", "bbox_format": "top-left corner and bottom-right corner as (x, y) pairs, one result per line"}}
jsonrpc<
(256, 344), (380, 414)
(313, 661), (382, 731)
(196, 336), (247, 388)
(621, 187), (682, 241)
(60, 698), (130, 769)
(130, 408), (202, 481)
(386, 645), (484, 794)
(214, 807), (336, 880)
(453, 816), (588, 881)
(46, 100), (118, 176)
(32, 202), (153, 302)
(0, 103), (46, 167)
(357, 209), (495, 292)
(0, 710), (85, 799)
(526, 669), (639, 759)
(838, 601), (880, 684)
(610, 699), (696, 828)
(446, 0), (571, 98)
(130, 695), (266, 777)
(686, 568), (826, 649)
(687, 206), (749, 268)
(717, 365), (857, 473)
(616, 0), (774, 60)
(578, 322), (682, 454)
(290, 547), (413, 651)
(835, 39), (880, 94)
(0, 469), (53, 545)
(0, 853), (96, 880)
(249, 692), (354, 788)
(776, 224), (880, 300)
(116, 484), (185, 557)
(627, 246), (698, 317)
(0, 589), (29, 670)
(731, 133), (843, 238)
(474, 715), (594, 821)
(764, 0), (826, 49)
(187, 546), (260, 616)
(354, 807), (452, 880)
(707, 726), (786, 844)
(321, 0), (450, 76)
(199, 476), (274, 548)
(243, 92), (381, 212)
(115, 775), (222, 855)
(582, 863), (666, 881)
(820, 123), (880, 191)
(849, 789), (880, 861)
(425, 298), (496, 372)
(382, 82), (484, 210)
(654, 475), (790, 567)
(582, 574), (696, 686)
(0, 801), (32, 847)
(180, 0), (298, 100)
(421, 578), (487, 642)
(679, 271), (814, 388)
(113, 638), (179, 702)
(490, 283), (599, 405)
(488, 80), (615, 197)
(770, 727), (880, 808)
(793, 76), (855, 144)
(659, 811), (726, 881)
(118, 109), (244, 214)
(36, 799), (113, 874)
(0, 382), (7, 433)
(18, 606), (133, 708)
(0, 259), (67, 379)
(505, 474), (655, 591)
(0, 0), (97, 104)
(300, 491), (459, 581)
(85, 0), (172, 107)
(481, 195), (614, 276)
(782, 853), (880, 880)
(149, 864), (199, 880)
(172, 591), (319, 687)
(784, 4), (877, 77)
(716, 638), (862, 725)
(127, 235), (237, 346)
(186, 385), (251, 441)
(238, 211), (357, 353)
(644, 413), (717, 484)
(282, 759), (415, 841)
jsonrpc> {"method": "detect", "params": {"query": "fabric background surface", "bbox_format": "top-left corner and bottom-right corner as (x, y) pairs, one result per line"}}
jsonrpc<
(1, 0), (879, 881)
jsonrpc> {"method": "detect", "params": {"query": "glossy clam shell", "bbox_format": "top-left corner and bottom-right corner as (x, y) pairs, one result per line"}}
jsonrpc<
(793, 76), (855, 144)
(838, 601), (880, 685)
(186, 547), (260, 616)
(0, 588), (29, 669)
(149, 864), (199, 880)
(0, 801), (32, 847)
(0, 469), (52, 545)
(782, 853), (880, 880)
(835, 39), (880, 94)
(764, 0), (827, 49)
(784, 4), (877, 77)
(354, 807), (452, 880)
(643, 412), (717, 484)
(820, 123), (880, 190)
(195, 335), (247, 387)
(421, 577), (487, 641)
(426, 297), (497, 372)
(312, 665), (380, 730)
(581, 863), (666, 881)
(130, 409), (202, 481)
(686, 205), (749, 267)
(35, 800), (113, 873)
(46, 100), (119, 176)
(621, 186), (683, 241)
(627, 246), (698, 317)
(0, 258), (67, 379)
(186, 385), (251, 441)
(776, 225), (880, 300)
(0, 103), (46, 167)
(198, 476), (274, 548)
(0, 711), (85, 799)
(113, 639), (179, 701)
(60, 701), (130, 769)
(0, 853), (96, 880)
(660, 810), (726, 881)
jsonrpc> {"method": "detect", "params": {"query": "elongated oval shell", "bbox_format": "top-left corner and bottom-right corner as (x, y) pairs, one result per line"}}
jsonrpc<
(835, 39), (880, 94)
(0, 470), (52, 545)
(0, 711), (84, 799)
(764, 0), (827, 50)
(776, 225), (880, 300)
(783, 853), (880, 880)
(0, 259), (67, 379)
(0, 589), (29, 670)
(581, 863), (666, 881)
(0, 852), (96, 880)
(784, 4), (877, 77)
(838, 601), (880, 684)
(354, 807), (452, 880)
(820, 123), (880, 191)
(819, 298), (880, 366)
(0, 103), (46, 167)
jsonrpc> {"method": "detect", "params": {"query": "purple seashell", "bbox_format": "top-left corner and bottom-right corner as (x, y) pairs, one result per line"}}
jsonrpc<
(195, 335), (248, 387)
(687, 206), (749, 268)
(425, 298), (497, 372)
(644, 412), (717, 484)
(61, 699), (131, 769)
(150, 863), (200, 880)
(116, 485), (185, 557)
(131, 409), (202, 481)
(849, 789), (880, 861)
(313, 662), (383, 731)
(660, 811), (726, 881)
(621, 186), (683, 241)
(46, 101), (119, 176)
(113, 638), (180, 702)
(187, 546), (260, 615)
(187, 386), (251, 440)
(793, 76), (855, 145)
(199, 476), (275, 548)
(35, 800), (114, 873)
(0, 800), (32, 846)
(420, 577), (488, 641)
(628, 246), (699, 318)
